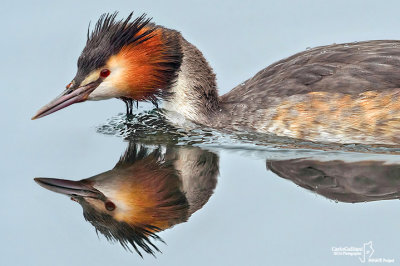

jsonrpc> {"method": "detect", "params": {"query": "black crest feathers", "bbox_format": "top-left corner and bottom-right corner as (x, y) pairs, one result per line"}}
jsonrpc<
(75, 12), (155, 84)
(81, 200), (164, 257)
(87, 12), (154, 52)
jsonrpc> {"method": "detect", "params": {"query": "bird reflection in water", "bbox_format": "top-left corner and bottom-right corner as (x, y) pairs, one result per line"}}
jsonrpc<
(267, 158), (400, 203)
(35, 143), (218, 257)
(35, 138), (400, 256)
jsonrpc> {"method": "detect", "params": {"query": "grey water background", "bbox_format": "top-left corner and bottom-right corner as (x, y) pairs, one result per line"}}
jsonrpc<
(2, 0), (400, 265)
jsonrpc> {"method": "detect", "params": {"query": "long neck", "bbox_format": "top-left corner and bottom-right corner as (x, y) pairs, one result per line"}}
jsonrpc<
(162, 35), (220, 125)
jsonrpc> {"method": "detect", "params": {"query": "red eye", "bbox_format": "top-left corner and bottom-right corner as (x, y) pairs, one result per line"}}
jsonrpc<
(100, 69), (110, 78)
(66, 82), (72, 89)
(105, 201), (115, 211)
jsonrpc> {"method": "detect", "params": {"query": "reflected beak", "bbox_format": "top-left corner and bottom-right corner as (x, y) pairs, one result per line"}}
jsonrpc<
(34, 177), (102, 198)
(31, 81), (100, 120)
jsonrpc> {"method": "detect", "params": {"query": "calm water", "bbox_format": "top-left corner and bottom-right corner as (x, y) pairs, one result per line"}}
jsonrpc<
(3, 0), (400, 265)
(3, 108), (399, 265)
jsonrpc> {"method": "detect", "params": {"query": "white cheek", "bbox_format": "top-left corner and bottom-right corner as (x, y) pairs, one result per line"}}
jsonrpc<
(87, 67), (123, 101)
(87, 80), (116, 101)
(93, 183), (131, 215)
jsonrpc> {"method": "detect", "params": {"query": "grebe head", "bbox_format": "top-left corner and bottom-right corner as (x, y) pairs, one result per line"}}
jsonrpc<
(34, 145), (189, 256)
(32, 12), (182, 120)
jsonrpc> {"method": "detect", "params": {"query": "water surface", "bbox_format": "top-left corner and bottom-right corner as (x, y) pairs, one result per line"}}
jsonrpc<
(10, 111), (399, 265)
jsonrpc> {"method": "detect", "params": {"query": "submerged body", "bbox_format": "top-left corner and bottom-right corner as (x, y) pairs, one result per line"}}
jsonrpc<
(32, 13), (400, 146)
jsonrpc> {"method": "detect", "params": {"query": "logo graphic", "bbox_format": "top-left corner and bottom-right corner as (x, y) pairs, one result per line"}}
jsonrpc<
(331, 241), (394, 264)
(359, 241), (374, 263)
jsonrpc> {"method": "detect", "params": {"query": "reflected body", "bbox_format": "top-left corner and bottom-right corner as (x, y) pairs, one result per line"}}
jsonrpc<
(32, 12), (400, 146)
(35, 143), (218, 256)
(267, 158), (400, 203)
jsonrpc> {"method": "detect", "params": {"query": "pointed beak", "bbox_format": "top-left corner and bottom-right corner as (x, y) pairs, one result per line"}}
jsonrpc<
(31, 81), (100, 120)
(34, 177), (101, 198)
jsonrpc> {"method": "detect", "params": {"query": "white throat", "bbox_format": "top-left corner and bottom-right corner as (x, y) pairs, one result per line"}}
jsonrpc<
(162, 37), (218, 127)
(162, 65), (201, 125)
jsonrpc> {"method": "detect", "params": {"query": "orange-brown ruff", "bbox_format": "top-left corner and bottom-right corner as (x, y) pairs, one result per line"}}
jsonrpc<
(32, 13), (400, 146)
(110, 28), (179, 100)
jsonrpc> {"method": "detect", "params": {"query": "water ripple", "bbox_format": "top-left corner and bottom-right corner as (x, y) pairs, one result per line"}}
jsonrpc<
(96, 110), (400, 156)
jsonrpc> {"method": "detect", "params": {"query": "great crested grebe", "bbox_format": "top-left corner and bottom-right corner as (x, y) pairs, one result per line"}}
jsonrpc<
(32, 12), (400, 145)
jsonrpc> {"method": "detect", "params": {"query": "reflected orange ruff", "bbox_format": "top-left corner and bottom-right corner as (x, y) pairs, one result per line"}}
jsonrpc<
(112, 155), (188, 231)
